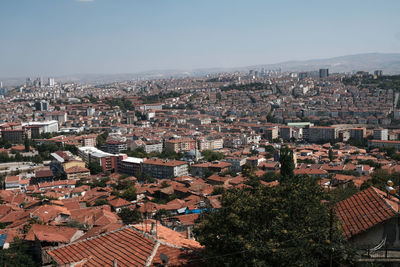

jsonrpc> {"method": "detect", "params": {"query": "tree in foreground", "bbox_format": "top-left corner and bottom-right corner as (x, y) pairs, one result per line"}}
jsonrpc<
(194, 176), (354, 266)
(279, 146), (295, 180)
(0, 238), (38, 266)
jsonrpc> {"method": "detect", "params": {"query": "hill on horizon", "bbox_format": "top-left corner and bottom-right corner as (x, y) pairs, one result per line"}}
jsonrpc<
(2, 53), (400, 86)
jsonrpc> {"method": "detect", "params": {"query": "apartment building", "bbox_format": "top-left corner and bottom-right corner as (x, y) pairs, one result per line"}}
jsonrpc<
(307, 126), (337, 143)
(130, 139), (163, 153)
(104, 140), (127, 154)
(191, 161), (232, 177)
(368, 140), (400, 150)
(280, 126), (293, 141)
(223, 156), (247, 172)
(198, 138), (223, 151)
(165, 138), (195, 153)
(264, 127), (279, 141)
(142, 158), (188, 179)
(350, 128), (366, 141)
(1, 128), (31, 144)
(118, 157), (144, 176)
(22, 120), (59, 133)
(78, 146), (116, 173)
(373, 128), (388, 141)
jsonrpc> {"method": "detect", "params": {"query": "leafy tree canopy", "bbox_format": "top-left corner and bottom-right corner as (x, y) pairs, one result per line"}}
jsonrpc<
(118, 208), (142, 225)
(194, 176), (354, 266)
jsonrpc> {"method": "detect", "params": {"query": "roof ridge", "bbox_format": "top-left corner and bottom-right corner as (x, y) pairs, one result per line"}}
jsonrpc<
(46, 225), (133, 253)
(46, 222), (187, 255)
(145, 241), (160, 267)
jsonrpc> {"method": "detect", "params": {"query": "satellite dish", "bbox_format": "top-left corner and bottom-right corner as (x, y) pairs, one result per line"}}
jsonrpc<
(386, 185), (396, 195)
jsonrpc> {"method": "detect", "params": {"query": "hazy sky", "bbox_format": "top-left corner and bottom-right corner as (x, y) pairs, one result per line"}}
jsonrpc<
(1, 0), (400, 77)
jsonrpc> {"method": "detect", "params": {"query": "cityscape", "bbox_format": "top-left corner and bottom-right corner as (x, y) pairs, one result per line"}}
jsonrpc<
(1, 0), (400, 266)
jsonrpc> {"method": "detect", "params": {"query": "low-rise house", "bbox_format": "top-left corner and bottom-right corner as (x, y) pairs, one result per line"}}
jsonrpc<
(45, 225), (201, 266)
(26, 224), (84, 265)
(336, 187), (400, 262)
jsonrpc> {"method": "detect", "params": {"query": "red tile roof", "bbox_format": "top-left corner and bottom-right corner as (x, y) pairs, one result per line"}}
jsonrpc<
(64, 166), (90, 174)
(46, 226), (200, 266)
(335, 187), (398, 239)
(25, 224), (81, 243)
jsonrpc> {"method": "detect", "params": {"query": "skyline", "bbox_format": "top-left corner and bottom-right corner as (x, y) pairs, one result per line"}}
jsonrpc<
(1, 0), (400, 78)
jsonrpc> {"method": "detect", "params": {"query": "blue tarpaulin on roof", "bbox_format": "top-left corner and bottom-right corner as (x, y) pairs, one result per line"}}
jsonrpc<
(0, 234), (8, 247)
(185, 208), (209, 214)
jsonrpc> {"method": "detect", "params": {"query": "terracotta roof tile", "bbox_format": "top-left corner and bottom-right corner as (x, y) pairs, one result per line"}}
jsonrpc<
(46, 226), (199, 266)
(335, 187), (398, 239)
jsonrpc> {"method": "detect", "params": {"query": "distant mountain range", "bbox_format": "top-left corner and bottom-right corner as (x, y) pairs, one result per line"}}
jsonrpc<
(2, 53), (400, 86)
(247, 53), (400, 74)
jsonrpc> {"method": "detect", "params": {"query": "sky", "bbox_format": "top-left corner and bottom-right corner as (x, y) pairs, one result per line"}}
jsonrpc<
(1, 0), (400, 78)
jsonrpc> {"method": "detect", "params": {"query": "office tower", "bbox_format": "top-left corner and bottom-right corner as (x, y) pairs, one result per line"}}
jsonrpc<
(35, 100), (49, 111)
(299, 72), (308, 79)
(374, 70), (383, 77)
(48, 77), (55, 87)
(26, 77), (32, 87)
(33, 77), (42, 88)
(319, 68), (329, 78)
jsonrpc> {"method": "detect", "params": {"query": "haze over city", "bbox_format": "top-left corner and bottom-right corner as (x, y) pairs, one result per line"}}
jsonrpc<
(1, 0), (400, 78)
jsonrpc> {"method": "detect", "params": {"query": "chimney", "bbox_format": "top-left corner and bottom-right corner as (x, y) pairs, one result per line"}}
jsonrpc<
(150, 222), (157, 237)
(113, 259), (118, 267)
(186, 227), (192, 239)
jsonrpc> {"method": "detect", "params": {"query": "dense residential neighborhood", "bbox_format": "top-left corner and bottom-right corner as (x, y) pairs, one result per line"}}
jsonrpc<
(0, 69), (400, 265)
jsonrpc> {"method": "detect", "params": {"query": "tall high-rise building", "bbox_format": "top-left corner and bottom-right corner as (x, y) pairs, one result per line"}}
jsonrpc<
(374, 70), (383, 77)
(319, 69), (329, 78)
(26, 77), (32, 87)
(35, 100), (49, 111)
(33, 77), (42, 88)
(48, 77), (55, 87)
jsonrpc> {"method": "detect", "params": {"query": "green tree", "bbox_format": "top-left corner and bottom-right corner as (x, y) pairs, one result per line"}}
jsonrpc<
(91, 177), (110, 188)
(65, 144), (78, 155)
(88, 161), (103, 175)
(194, 177), (354, 266)
(0, 152), (10, 163)
(0, 238), (38, 266)
(279, 146), (295, 181)
(24, 137), (30, 152)
(14, 152), (23, 162)
(154, 209), (169, 221)
(121, 186), (137, 201)
(118, 208), (142, 225)
(329, 148), (334, 162)
(201, 150), (224, 162)
(31, 155), (43, 164)
(94, 199), (109, 206)
(96, 131), (109, 148)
